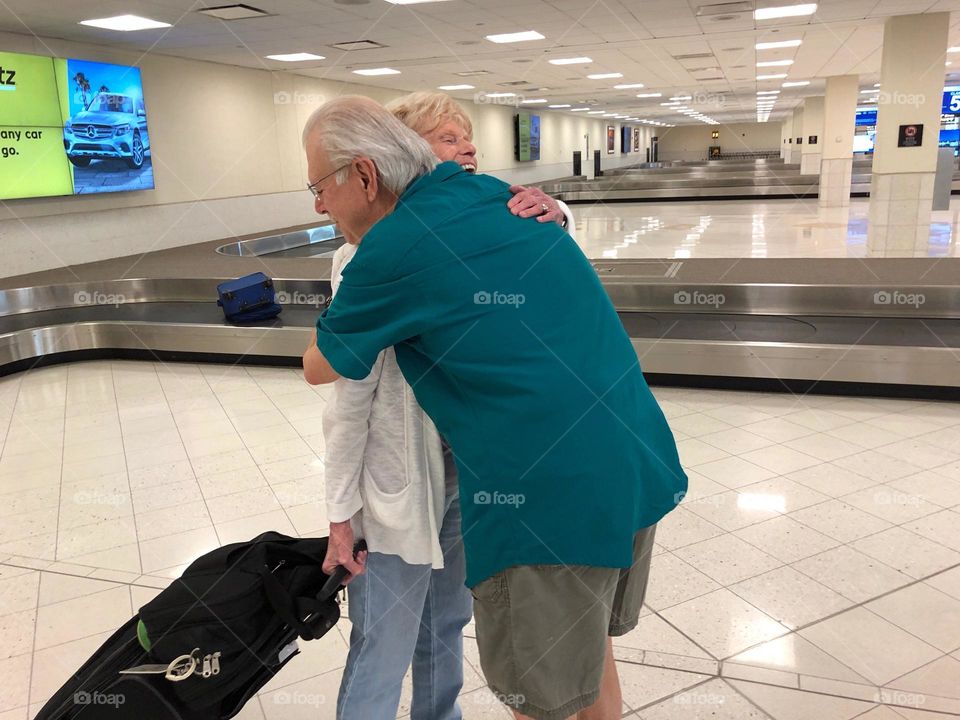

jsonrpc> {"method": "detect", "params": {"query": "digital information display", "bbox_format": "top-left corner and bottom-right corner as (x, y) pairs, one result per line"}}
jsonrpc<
(0, 50), (153, 200)
(515, 112), (540, 162)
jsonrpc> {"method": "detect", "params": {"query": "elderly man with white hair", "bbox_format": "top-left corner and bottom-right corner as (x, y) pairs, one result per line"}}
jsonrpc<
(320, 91), (574, 720)
(303, 96), (686, 720)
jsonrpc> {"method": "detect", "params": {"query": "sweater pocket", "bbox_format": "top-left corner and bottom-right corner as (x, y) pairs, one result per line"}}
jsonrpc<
(361, 479), (415, 531)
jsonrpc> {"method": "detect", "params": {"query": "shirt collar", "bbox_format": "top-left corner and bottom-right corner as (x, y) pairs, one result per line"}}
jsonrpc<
(400, 161), (465, 202)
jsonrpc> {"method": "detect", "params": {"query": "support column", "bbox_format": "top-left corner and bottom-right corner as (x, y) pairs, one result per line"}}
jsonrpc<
(868, 12), (949, 255)
(800, 96), (824, 175)
(780, 114), (794, 161)
(790, 106), (804, 164)
(819, 76), (859, 207)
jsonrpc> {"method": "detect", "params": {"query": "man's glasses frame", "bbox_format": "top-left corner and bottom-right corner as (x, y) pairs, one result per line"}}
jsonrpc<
(306, 162), (350, 200)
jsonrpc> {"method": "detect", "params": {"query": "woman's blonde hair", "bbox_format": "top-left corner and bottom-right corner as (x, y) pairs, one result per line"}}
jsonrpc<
(385, 91), (474, 138)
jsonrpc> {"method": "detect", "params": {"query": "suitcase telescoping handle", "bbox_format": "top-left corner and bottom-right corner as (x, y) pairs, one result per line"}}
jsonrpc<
(318, 539), (367, 602)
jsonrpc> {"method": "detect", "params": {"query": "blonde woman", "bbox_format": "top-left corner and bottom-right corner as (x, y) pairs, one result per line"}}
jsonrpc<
(320, 92), (573, 720)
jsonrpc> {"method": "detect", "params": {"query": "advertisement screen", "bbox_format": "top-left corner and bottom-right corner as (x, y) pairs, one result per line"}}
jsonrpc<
(621, 126), (631, 153)
(515, 112), (540, 161)
(0, 51), (153, 200)
(853, 132), (875, 153)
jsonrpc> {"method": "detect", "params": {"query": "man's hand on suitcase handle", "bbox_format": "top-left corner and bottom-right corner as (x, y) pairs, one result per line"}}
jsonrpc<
(322, 520), (367, 584)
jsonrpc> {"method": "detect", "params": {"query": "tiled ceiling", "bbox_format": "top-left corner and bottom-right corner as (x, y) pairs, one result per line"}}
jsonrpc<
(3, 0), (960, 124)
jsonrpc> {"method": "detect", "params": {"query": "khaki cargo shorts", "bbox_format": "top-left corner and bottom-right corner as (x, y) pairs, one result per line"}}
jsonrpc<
(470, 525), (657, 720)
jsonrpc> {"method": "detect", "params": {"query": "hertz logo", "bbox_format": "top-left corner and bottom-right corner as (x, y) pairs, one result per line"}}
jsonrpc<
(0, 66), (16, 91)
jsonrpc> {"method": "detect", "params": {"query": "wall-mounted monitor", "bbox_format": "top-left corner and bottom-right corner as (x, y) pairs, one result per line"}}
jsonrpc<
(621, 125), (631, 153)
(515, 112), (540, 161)
(0, 50), (153, 200)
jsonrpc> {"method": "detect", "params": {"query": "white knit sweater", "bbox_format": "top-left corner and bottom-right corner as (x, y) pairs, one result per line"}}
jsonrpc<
(321, 242), (447, 568)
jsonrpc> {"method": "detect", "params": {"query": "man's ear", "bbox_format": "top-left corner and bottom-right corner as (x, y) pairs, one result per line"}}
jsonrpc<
(354, 157), (380, 201)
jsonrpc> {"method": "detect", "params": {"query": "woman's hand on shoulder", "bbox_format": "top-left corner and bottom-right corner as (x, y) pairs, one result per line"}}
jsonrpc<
(508, 185), (565, 225)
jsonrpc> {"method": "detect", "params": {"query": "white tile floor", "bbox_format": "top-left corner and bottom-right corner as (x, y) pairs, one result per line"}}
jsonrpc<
(571, 197), (960, 259)
(0, 360), (958, 719)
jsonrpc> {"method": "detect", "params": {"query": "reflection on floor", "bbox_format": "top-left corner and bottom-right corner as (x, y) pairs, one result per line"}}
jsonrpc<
(0, 361), (958, 719)
(571, 197), (960, 260)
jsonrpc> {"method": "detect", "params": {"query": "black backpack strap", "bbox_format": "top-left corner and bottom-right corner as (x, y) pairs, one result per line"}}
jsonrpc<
(259, 564), (321, 641)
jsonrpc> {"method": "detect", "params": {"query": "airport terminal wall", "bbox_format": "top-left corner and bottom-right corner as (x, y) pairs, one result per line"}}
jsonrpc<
(0, 29), (645, 280)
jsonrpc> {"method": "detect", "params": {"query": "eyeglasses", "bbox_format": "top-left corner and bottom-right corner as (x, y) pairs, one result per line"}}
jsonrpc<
(306, 163), (350, 200)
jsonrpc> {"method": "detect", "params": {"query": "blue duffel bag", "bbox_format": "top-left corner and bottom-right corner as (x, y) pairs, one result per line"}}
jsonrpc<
(216, 272), (282, 324)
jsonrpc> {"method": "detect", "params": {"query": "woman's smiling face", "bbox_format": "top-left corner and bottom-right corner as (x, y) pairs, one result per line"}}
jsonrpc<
(422, 121), (478, 172)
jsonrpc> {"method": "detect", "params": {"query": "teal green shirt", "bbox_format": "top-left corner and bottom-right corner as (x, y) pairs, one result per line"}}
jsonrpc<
(316, 161), (687, 587)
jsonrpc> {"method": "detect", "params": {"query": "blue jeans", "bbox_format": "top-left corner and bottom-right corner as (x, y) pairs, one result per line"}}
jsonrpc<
(337, 496), (473, 720)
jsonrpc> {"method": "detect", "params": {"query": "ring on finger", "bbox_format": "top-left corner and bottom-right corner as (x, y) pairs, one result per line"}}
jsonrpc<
(540, 202), (549, 214)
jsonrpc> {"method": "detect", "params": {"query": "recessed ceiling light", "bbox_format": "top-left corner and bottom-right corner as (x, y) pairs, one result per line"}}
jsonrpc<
(757, 73), (788, 80)
(332, 40), (386, 51)
(755, 39), (802, 50)
(485, 92), (516, 98)
(569, 107), (590, 111)
(266, 52), (325, 62)
(874, 83), (881, 87)
(781, 80), (810, 87)
(79, 14), (171, 31)
(198, 4), (268, 20)
(636, 92), (662, 98)
(587, 110), (605, 114)
(438, 84), (474, 90)
(613, 83), (645, 89)
(384, 0), (455, 3)
(548, 56), (592, 65)
(455, 70), (491, 77)
(549, 104), (571, 108)
(523, 98), (548, 104)
(754, 3), (817, 20)
(756, 59), (793, 67)
(353, 67), (400, 75)
(670, 95), (692, 100)
(587, 73), (623, 80)
(602, 113), (617, 117)
(757, 90), (780, 94)
(860, 88), (879, 94)
(485, 30), (545, 43)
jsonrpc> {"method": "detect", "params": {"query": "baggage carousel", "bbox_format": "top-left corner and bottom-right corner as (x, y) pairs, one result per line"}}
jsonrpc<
(539, 158), (960, 202)
(1, 223), (957, 398)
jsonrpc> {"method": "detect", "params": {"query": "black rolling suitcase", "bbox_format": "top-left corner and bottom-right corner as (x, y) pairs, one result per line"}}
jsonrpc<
(34, 532), (360, 720)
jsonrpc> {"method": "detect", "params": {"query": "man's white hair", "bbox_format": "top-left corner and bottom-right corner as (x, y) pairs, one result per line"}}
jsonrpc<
(302, 95), (438, 195)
